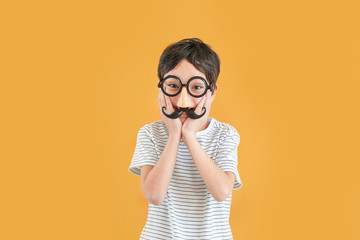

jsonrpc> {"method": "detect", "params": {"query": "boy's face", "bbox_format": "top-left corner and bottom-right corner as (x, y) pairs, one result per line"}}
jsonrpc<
(161, 59), (217, 124)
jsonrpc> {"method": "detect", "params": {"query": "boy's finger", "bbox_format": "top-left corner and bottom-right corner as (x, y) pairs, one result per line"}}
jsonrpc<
(163, 94), (168, 108)
(159, 91), (162, 105)
(195, 95), (207, 114)
(198, 90), (212, 114)
(165, 95), (174, 111)
(160, 93), (169, 113)
(159, 92), (167, 116)
(159, 91), (163, 106)
(205, 91), (212, 107)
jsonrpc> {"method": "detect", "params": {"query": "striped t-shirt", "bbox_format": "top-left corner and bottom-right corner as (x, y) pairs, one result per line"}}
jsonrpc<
(129, 117), (242, 240)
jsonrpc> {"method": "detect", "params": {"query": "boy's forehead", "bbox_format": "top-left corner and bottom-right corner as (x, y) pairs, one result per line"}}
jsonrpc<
(163, 59), (207, 82)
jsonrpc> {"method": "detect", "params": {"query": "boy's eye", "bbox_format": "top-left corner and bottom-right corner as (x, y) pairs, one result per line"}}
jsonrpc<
(190, 85), (204, 92)
(167, 84), (179, 88)
(193, 85), (204, 90)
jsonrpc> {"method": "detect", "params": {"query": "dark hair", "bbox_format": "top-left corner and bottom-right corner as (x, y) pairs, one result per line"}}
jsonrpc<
(157, 38), (220, 91)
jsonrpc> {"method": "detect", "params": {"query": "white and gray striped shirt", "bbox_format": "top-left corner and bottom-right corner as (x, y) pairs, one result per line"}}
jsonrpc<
(129, 117), (242, 240)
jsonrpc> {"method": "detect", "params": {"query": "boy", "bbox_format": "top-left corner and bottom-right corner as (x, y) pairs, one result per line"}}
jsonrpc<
(129, 38), (243, 239)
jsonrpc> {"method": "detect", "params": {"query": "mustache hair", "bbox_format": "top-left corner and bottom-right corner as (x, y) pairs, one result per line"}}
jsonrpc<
(162, 107), (206, 119)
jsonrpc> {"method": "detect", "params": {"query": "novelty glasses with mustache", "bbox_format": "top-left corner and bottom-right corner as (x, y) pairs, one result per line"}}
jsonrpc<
(158, 75), (212, 119)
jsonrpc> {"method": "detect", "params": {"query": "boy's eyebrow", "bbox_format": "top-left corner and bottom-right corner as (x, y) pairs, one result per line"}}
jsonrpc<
(163, 75), (206, 81)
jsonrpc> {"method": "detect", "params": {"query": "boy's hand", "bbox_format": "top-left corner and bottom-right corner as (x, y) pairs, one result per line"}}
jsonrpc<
(182, 91), (211, 138)
(159, 91), (182, 136)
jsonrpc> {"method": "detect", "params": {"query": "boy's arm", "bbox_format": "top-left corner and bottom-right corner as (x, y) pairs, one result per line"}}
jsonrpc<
(140, 91), (182, 206)
(140, 132), (181, 205)
(181, 91), (237, 202)
(182, 132), (236, 202)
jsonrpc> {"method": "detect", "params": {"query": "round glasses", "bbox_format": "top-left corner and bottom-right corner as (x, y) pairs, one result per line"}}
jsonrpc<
(158, 75), (211, 98)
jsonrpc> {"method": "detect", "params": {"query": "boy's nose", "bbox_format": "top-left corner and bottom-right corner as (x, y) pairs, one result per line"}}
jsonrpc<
(177, 87), (191, 108)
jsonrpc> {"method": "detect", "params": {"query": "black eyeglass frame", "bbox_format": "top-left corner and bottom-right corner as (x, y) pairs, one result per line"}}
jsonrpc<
(157, 75), (212, 98)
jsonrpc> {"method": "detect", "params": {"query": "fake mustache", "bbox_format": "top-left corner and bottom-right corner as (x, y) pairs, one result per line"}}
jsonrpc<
(162, 106), (206, 119)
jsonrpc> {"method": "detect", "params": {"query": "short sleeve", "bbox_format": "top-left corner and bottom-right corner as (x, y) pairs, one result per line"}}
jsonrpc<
(215, 128), (243, 190)
(128, 126), (159, 176)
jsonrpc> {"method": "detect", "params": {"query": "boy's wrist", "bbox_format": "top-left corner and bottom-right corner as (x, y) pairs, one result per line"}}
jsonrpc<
(168, 131), (181, 141)
(181, 130), (196, 142)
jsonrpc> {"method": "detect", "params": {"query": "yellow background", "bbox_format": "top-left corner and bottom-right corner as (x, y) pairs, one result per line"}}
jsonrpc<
(1, 0), (359, 239)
